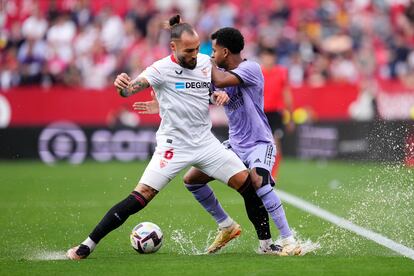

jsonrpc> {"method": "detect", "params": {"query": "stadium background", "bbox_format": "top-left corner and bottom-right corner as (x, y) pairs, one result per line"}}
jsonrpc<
(1, 0), (414, 165)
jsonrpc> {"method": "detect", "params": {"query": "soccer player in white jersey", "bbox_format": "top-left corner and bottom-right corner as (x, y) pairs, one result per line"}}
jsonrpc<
(66, 15), (248, 260)
(134, 27), (302, 256)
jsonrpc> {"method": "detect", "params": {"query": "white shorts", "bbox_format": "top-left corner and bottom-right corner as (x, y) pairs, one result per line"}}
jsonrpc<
(139, 137), (246, 191)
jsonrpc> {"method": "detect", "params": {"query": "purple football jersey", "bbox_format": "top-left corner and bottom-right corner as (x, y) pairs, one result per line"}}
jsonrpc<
(222, 60), (274, 153)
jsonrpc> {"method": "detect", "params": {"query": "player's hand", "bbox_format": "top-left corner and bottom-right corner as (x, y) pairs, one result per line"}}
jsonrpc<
(211, 91), (229, 106)
(114, 73), (131, 93)
(132, 90), (160, 114)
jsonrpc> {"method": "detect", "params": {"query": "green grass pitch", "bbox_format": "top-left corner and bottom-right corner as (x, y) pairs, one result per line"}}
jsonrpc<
(0, 159), (413, 275)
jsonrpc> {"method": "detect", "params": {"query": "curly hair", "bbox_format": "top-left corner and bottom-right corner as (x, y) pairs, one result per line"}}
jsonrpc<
(211, 27), (244, 54)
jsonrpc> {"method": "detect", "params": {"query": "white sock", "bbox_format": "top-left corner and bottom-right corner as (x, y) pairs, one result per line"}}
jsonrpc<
(259, 239), (273, 249)
(281, 235), (296, 246)
(82, 237), (96, 251)
(218, 216), (234, 229)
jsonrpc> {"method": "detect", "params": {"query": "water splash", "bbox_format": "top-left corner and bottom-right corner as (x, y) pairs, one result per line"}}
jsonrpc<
(26, 249), (67, 261)
(274, 230), (321, 256)
(316, 162), (414, 256)
(169, 228), (215, 255)
(347, 164), (414, 247)
(306, 121), (413, 256)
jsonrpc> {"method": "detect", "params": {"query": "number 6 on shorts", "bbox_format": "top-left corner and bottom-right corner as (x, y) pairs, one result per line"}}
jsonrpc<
(164, 149), (174, 160)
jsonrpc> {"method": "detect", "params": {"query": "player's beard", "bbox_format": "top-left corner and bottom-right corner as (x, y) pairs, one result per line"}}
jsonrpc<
(178, 55), (197, 70)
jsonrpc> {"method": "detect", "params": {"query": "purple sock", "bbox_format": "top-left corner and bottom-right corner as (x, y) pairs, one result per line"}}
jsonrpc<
(256, 184), (292, 238)
(185, 184), (229, 224)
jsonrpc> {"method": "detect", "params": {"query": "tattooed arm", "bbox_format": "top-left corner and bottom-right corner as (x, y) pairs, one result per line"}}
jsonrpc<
(114, 73), (150, 97)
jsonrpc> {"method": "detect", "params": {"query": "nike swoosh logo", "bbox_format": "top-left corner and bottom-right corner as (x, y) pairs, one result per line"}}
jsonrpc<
(175, 70), (183, 75)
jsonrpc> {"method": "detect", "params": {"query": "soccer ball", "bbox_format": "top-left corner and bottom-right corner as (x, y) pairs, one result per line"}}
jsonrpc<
(130, 222), (163, 254)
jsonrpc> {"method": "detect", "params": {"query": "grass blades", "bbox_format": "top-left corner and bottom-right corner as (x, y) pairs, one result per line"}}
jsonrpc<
(0, 159), (413, 275)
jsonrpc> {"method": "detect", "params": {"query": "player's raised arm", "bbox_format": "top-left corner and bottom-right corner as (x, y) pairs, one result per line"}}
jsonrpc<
(114, 73), (150, 97)
(211, 63), (242, 88)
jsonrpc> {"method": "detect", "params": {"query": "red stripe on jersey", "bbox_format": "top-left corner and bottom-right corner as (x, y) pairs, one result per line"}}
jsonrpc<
(170, 54), (178, 64)
(151, 66), (161, 75)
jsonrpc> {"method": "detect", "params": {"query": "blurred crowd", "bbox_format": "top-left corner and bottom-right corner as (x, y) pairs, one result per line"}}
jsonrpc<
(1, 0), (414, 91)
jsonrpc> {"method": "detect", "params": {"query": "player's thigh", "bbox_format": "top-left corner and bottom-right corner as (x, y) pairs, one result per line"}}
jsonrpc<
(183, 166), (214, 185)
(139, 145), (190, 191)
(196, 140), (247, 185)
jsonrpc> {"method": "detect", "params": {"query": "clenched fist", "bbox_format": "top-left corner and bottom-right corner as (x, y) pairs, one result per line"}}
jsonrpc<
(114, 73), (131, 95)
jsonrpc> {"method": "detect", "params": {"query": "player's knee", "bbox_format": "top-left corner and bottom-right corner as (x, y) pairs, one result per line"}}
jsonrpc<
(250, 171), (262, 190)
(134, 183), (158, 202)
(251, 168), (271, 189)
(183, 172), (196, 185)
(228, 170), (249, 190)
(183, 168), (213, 185)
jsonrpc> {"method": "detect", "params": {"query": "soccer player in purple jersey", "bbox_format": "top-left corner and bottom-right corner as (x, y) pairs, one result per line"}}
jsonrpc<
(184, 27), (301, 255)
(134, 27), (302, 255)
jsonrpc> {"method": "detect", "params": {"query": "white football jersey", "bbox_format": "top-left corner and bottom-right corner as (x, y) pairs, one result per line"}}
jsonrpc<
(139, 53), (214, 148)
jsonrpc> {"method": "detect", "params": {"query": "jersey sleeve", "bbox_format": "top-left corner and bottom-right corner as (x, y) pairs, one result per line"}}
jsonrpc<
(139, 64), (164, 87)
(230, 61), (262, 86)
